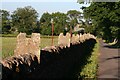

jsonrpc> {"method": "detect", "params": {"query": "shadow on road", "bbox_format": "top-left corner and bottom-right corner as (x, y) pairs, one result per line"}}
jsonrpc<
(98, 40), (120, 79)
(106, 56), (120, 60)
(103, 44), (120, 49)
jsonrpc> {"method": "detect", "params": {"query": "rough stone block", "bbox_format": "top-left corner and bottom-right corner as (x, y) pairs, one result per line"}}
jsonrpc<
(14, 33), (40, 62)
(58, 33), (70, 47)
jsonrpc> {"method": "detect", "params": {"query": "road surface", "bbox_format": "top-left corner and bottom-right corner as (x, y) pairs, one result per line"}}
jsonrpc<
(98, 40), (120, 80)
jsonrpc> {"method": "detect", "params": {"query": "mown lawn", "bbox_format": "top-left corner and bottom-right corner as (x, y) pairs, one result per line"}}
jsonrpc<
(2, 36), (58, 59)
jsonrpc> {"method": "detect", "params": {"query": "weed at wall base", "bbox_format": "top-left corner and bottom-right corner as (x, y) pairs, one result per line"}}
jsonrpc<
(78, 41), (99, 80)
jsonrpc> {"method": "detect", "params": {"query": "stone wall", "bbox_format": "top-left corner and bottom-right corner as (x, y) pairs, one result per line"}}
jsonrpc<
(58, 33), (71, 47)
(14, 33), (40, 62)
(1, 33), (96, 80)
(58, 32), (96, 44)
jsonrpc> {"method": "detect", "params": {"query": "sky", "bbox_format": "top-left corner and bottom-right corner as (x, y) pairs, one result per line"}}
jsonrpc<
(1, 0), (90, 19)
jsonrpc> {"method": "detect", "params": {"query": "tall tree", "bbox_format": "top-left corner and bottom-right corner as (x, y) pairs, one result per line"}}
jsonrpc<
(11, 6), (38, 35)
(40, 12), (68, 35)
(52, 12), (68, 35)
(78, 1), (120, 46)
(0, 10), (11, 34)
(67, 10), (82, 28)
(40, 12), (52, 35)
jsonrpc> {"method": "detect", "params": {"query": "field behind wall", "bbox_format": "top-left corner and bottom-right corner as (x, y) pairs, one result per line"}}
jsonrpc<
(2, 36), (58, 59)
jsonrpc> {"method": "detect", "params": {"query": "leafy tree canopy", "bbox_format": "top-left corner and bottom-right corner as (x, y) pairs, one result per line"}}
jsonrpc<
(67, 10), (82, 28)
(11, 6), (38, 35)
(40, 12), (69, 35)
(0, 10), (11, 34)
(67, 10), (81, 20)
(78, 1), (120, 45)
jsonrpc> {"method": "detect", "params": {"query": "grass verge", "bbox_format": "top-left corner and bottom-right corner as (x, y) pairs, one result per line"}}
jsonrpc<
(78, 40), (99, 79)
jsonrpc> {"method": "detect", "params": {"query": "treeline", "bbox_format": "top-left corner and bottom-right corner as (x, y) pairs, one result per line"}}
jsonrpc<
(79, 1), (120, 45)
(0, 6), (84, 35)
(2, 1), (120, 46)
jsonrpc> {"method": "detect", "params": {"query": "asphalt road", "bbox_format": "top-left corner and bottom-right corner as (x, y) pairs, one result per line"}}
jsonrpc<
(98, 40), (120, 80)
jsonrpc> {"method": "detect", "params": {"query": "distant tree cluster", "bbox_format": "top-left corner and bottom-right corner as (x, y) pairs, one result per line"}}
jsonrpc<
(0, 6), (82, 35)
(11, 6), (38, 35)
(0, 10), (11, 34)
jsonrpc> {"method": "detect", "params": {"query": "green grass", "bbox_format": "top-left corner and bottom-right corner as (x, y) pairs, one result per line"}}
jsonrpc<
(2, 36), (58, 59)
(40, 36), (58, 48)
(2, 37), (17, 58)
(1, 33), (18, 37)
(78, 40), (99, 79)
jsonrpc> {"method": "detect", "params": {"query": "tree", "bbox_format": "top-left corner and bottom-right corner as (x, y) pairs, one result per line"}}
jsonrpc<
(40, 12), (52, 35)
(11, 6), (38, 35)
(40, 12), (68, 35)
(0, 10), (11, 34)
(78, 1), (120, 47)
(67, 10), (81, 20)
(52, 12), (68, 35)
(67, 10), (82, 28)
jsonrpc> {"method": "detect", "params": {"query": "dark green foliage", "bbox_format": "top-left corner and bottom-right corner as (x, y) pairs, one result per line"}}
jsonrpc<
(81, 2), (120, 44)
(40, 10), (82, 35)
(40, 12), (68, 35)
(11, 6), (38, 35)
(40, 12), (52, 35)
(67, 10), (82, 28)
(1, 7), (82, 36)
(0, 10), (11, 34)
